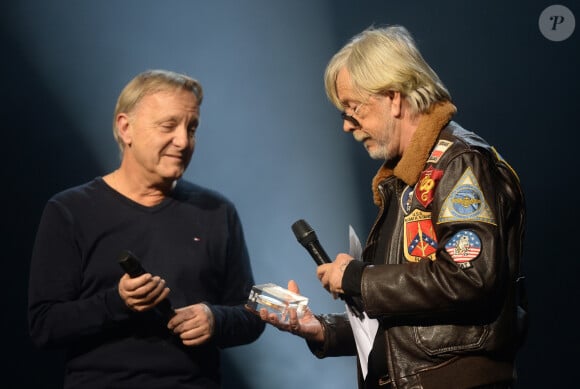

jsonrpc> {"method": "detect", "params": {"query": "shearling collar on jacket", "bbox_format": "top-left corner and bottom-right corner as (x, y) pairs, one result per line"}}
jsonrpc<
(371, 101), (457, 206)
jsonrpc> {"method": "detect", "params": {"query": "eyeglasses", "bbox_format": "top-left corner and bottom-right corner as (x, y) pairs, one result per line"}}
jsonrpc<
(340, 99), (367, 128)
(340, 92), (394, 127)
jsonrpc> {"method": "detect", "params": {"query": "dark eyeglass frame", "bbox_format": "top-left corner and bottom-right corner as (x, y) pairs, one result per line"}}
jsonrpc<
(340, 100), (366, 128)
(340, 111), (361, 127)
(339, 91), (395, 127)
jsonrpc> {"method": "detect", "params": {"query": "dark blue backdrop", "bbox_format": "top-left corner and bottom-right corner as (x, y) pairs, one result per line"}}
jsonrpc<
(2, 1), (577, 387)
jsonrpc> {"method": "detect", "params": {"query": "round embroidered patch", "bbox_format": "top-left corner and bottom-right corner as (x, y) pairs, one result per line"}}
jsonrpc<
(449, 184), (484, 219)
(444, 230), (481, 266)
(400, 185), (414, 215)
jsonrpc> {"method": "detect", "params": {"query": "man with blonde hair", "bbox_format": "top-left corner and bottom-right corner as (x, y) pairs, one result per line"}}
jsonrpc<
(262, 26), (527, 389)
(29, 69), (265, 388)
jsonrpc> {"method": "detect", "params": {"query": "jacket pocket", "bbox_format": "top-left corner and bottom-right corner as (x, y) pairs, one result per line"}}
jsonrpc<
(413, 324), (490, 355)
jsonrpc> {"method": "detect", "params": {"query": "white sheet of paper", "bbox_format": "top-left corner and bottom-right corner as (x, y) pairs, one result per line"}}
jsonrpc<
(347, 225), (380, 379)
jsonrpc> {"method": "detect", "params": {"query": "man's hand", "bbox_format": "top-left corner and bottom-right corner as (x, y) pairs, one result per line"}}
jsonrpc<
(168, 303), (214, 346)
(316, 253), (354, 297)
(259, 280), (325, 343)
(118, 273), (170, 312)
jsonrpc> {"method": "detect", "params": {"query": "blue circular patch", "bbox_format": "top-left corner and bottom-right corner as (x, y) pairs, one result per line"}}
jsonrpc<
(400, 185), (414, 215)
(449, 185), (484, 219)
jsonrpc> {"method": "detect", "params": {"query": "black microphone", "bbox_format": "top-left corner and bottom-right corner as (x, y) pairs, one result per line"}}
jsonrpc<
(291, 219), (332, 266)
(291, 219), (364, 318)
(118, 250), (176, 321)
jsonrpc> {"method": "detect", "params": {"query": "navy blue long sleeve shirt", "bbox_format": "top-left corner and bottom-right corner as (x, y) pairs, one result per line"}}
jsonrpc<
(28, 178), (264, 388)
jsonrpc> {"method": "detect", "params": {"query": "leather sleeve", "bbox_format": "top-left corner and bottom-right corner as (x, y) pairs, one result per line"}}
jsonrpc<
(306, 313), (357, 358)
(361, 148), (513, 324)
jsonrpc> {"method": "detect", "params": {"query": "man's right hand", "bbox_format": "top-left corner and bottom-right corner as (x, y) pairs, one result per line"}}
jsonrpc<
(118, 273), (171, 312)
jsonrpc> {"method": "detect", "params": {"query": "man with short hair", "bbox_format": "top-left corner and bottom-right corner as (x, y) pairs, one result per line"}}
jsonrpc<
(29, 69), (265, 388)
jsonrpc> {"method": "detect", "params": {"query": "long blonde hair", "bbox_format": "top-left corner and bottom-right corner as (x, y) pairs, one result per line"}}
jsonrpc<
(324, 25), (450, 115)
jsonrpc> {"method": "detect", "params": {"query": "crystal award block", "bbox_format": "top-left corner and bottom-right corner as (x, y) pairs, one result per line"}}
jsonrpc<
(246, 283), (308, 322)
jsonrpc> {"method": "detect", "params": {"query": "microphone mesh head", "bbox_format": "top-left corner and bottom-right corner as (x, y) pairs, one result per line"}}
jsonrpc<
(291, 219), (316, 245)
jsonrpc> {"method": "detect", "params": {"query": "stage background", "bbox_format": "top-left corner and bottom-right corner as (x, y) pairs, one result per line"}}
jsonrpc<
(2, 1), (577, 387)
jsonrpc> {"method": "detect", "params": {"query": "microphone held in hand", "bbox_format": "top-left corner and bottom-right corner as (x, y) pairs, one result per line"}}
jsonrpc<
(291, 219), (364, 318)
(291, 219), (332, 266)
(118, 250), (176, 320)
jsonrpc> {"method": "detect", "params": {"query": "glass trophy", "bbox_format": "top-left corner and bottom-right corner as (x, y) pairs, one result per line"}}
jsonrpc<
(246, 283), (309, 322)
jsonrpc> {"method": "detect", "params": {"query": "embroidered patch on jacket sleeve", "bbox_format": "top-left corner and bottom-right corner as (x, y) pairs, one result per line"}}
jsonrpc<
(404, 209), (438, 262)
(416, 166), (444, 208)
(437, 167), (496, 225)
(400, 185), (414, 215)
(444, 230), (482, 269)
(427, 139), (453, 163)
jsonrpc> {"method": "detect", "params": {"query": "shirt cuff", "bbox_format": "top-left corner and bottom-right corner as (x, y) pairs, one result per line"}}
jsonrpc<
(341, 260), (368, 296)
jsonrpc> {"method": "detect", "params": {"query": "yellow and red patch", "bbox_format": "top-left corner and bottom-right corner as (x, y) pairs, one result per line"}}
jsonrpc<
(403, 209), (438, 262)
(416, 166), (444, 208)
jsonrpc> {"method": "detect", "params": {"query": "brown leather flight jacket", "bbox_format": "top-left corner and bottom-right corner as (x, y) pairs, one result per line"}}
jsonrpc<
(309, 102), (528, 389)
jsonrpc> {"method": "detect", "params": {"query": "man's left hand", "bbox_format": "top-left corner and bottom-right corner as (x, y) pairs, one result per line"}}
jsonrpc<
(168, 303), (214, 346)
(316, 253), (354, 298)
